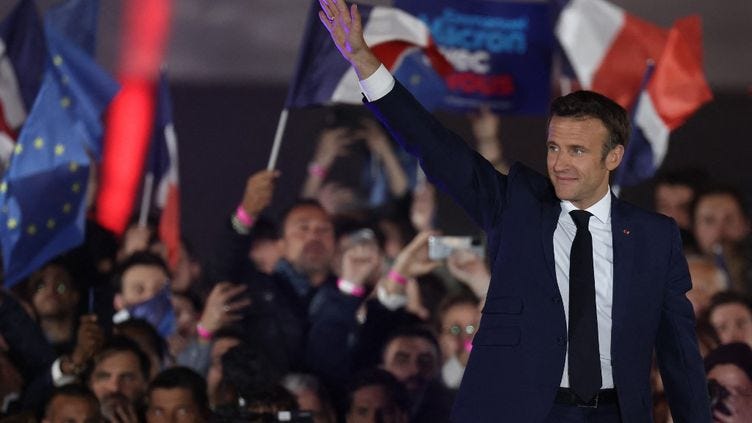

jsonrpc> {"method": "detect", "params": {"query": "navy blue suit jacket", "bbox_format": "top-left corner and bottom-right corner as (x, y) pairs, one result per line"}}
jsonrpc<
(365, 82), (710, 422)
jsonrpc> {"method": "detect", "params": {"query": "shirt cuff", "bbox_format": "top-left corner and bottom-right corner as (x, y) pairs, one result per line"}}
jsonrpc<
(358, 64), (395, 102)
(51, 358), (77, 387)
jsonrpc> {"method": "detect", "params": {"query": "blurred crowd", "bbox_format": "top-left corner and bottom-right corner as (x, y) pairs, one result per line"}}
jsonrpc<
(0, 106), (750, 423)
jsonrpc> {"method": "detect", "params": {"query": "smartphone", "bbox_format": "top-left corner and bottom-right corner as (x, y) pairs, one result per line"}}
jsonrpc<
(428, 236), (484, 260)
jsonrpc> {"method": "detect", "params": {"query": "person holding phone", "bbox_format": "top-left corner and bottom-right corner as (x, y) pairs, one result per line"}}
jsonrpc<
(705, 342), (752, 422)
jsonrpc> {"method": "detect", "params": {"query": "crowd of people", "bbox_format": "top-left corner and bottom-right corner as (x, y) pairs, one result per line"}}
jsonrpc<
(0, 99), (750, 422)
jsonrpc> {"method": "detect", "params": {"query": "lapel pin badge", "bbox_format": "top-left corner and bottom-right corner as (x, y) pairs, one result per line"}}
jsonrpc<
(623, 229), (630, 236)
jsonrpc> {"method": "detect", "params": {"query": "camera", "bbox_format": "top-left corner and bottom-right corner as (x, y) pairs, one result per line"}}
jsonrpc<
(428, 236), (484, 260)
(708, 379), (732, 416)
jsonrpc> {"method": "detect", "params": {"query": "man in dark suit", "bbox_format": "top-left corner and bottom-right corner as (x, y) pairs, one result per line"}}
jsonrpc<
(316, 1), (710, 421)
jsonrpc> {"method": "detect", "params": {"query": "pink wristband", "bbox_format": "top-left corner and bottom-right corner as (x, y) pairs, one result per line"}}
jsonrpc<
(388, 270), (408, 285)
(308, 163), (327, 178)
(337, 278), (366, 298)
(196, 323), (213, 340)
(235, 205), (255, 227)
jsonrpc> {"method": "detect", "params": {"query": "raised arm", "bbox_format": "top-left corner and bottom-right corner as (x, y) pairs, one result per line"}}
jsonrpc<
(318, 0), (381, 79)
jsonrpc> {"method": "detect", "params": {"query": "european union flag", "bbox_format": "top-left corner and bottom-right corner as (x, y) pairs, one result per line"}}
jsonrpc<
(0, 19), (118, 288)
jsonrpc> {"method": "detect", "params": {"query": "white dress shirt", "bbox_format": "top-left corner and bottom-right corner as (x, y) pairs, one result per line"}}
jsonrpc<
(556, 191), (614, 389)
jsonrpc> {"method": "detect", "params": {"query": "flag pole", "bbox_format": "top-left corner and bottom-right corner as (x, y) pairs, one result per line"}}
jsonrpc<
(266, 108), (289, 170)
(139, 172), (154, 227)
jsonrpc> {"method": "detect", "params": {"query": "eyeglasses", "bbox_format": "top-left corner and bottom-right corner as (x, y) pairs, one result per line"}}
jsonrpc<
(35, 280), (69, 295)
(446, 324), (476, 336)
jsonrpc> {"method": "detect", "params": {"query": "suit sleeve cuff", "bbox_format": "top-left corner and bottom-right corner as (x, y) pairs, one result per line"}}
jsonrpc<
(359, 65), (395, 102)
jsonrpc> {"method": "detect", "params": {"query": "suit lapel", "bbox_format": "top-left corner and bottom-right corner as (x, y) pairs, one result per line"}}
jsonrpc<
(541, 200), (561, 294)
(610, 195), (635, 335)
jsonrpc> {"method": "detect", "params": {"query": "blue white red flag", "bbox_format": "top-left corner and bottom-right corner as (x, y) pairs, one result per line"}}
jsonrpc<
(0, 0), (46, 172)
(556, 0), (667, 109)
(144, 73), (181, 269)
(613, 16), (712, 189)
(287, 2), (452, 110)
(0, 2), (118, 288)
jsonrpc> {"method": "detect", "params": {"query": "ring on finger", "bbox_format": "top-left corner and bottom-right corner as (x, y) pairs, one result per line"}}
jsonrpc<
(222, 304), (231, 312)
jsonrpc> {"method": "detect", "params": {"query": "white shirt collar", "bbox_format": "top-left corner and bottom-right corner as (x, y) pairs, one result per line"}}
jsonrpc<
(560, 188), (612, 225)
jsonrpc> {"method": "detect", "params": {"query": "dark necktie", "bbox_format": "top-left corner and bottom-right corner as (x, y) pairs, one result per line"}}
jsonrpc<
(568, 210), (602, 402)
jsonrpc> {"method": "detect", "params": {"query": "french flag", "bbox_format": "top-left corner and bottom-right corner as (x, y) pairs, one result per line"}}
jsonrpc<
(0, 39), (25, 169)
(555, 0), (668, 109)
(146, 74), (181, 269)
(614, 16), (713, 188)
(286, 3), (452, 110)
(0, 0), (47, 172)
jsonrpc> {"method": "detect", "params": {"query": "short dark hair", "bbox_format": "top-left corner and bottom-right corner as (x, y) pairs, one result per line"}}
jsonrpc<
(148, 367), (210, 417)
(280, 199), (329, 228)
(346, 368), (410, 414)
(44, 384), (99, 419)
(550, 90), (630, 158)
(435, 287), (480, 332)
(114, 318), (167, 363)
(221, 343), (284, 402)
(112, 251), (170, 293)
(705, 342), (752, 384)
(691, 185), (751, 225)
(654, 167), (709, 192)
(705, 291), (752, 322)
(381, 325), (440, 363)
(85, 336), (151, 383)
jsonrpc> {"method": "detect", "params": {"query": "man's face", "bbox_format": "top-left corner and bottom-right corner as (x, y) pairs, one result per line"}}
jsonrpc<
(346, 385), (407, 423)
(43, 395), (101, 423)
(117, 264), (169, 309)
(693, 193), (750, 254)
(439, 303), (480, 366)
(655, 183), (694, 230)
(146, 387), (205, 423)
(382, 336), (438, 395)
(88, 351), (147, 403)
(710, 303), (752, 349)
(280, 205), (335, 279)
(32, 264), (79, 318)
(546, 116), (622, 209)
(707, 364), (752, 418)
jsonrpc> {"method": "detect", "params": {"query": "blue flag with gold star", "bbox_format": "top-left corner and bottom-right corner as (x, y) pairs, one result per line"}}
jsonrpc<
(0, 17), (118, 287)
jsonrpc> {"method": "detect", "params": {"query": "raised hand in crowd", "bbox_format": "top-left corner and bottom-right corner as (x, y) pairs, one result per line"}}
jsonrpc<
(197, 282), (251, 337)
(383, 231), (441, 296)
(339, 229), (383, 288)
(302, 127), (352, 198)
(61, 314), (104, 377)
(117, 225), (152, 262)
(357, 118), (409, 197)
(713, 392), (752, 423)
(447, 249), (491, 302)
(469, 106), (509, 174)
(100, 393), (139, 423)
(410, 182), (436, 232)
(240, 169), (280, 217)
